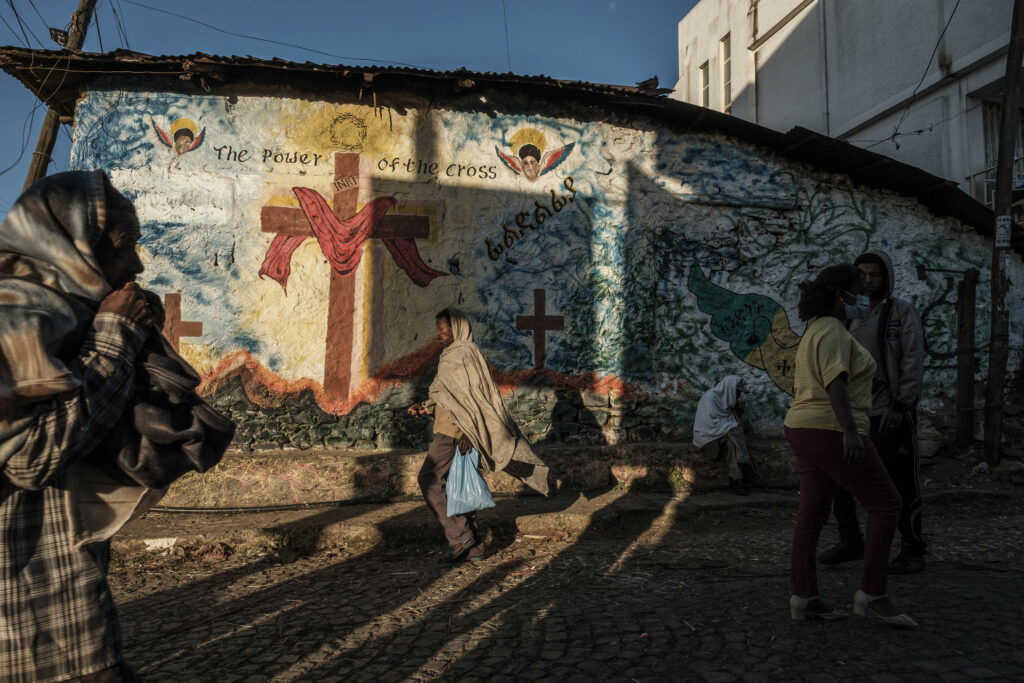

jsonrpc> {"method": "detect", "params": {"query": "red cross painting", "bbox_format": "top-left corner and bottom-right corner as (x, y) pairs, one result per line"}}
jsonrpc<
(161, 292), (203, 352)
(516, 288), (564, 369)
(259, 152), (447, 403)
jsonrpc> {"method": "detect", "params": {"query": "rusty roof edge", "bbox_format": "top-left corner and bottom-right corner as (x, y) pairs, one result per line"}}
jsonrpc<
(0, 47), (661, 97)
(1, 47), (1016, 255)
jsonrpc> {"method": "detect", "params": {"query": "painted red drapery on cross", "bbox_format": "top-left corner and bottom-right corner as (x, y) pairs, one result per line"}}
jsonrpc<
(259, 187), (447, 291)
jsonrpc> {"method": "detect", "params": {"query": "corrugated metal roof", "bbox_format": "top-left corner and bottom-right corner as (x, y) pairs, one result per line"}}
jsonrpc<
(0, 47), (666, 112)
(1, 46), (1017, 253)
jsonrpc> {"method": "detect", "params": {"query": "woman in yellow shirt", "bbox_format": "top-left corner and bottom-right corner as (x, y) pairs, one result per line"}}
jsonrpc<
(785, 264), (916, 627)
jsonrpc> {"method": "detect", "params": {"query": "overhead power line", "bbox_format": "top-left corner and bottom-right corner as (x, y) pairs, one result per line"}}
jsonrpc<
(0, 12), (80, 181)
(0, 101), (43, 177)
(0, 11), (29, 46)
(867, 0), (962, 150)
(1, 48), (76, 179)
(849, 103), (980, 147)
(25, 0), (48, 31)
(93, 0), (104, 51)
(120, 0), (432, 70)
(111, 0), (129, 48)
(5, 0), (39, 47)
(21, 0), (93, 190)
(501, 0), (512, 72)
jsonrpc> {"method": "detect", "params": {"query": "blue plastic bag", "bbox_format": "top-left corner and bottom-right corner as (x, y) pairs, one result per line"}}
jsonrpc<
(446, 445), (496, 517)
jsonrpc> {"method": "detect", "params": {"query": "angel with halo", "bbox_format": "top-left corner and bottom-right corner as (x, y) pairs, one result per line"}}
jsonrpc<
(152, 117), (205, 157)
(495, 128), (574, 182)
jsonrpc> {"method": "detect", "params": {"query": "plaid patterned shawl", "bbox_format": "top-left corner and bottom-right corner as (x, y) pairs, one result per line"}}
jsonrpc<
(0, 171), (114, 413)
(0, 171), (148, 681)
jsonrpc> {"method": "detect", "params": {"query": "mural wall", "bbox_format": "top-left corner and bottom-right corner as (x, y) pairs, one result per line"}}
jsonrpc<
(70, 88), (1024, 449)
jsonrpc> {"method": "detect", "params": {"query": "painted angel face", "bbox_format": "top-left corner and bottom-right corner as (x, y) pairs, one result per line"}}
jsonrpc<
(174, 133), (195, 156)
(153, 118), (205, 159)
(521, 154), (541, 181)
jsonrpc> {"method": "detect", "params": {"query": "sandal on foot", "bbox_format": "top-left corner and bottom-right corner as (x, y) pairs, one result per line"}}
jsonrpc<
(853, 589), (918, 628)
(789, 594), (848, 621)
(438, 538), (477, 564)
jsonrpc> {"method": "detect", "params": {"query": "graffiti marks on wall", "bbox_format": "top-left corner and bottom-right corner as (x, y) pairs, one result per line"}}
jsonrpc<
(688, 264), (800, 395)
(69, 89), (1023, 430)
(486, 177), (578, 261)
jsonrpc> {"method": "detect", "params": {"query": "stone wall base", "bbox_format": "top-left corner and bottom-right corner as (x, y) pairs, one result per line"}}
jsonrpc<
(159, 440), (797, 509)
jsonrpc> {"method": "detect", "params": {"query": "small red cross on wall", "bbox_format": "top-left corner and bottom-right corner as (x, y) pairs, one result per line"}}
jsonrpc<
(162, 292), (203, 352)
(516, 288), (564, 369)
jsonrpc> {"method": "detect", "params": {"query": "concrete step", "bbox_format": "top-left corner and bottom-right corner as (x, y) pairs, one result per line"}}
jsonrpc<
(115, 488), (800, 556)
(115, 485), (1018, 561)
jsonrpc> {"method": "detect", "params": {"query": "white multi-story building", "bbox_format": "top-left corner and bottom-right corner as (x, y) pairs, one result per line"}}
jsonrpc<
(672, 0), (1023, 210)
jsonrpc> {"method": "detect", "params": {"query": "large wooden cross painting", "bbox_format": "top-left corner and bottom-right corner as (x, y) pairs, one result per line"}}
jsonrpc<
(260, 152), (447, 402)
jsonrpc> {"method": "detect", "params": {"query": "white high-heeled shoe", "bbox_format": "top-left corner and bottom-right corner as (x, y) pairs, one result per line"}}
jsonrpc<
(789, 594), (848, 621)
(853, 589), (918, 628)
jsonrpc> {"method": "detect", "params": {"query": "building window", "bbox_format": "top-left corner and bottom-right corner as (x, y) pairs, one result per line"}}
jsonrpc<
(975, 101), (1024, 215)
(721, 34), (732, 114)
(700, 61), (709, 108)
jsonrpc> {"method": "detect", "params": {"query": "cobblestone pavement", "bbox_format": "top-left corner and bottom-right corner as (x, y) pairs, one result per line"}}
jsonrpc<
(110, 491), (1024, 682)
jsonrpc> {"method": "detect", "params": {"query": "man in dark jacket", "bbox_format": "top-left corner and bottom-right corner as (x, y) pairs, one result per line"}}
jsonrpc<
(818, 250), (927, 574)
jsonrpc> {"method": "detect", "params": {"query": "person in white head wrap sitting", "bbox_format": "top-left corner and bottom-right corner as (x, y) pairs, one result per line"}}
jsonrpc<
(693, 375), (754, 495)
(408, 308), (550, 562)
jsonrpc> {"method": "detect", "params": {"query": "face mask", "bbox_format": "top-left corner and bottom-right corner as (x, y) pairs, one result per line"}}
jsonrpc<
(843, 292), (870, 320)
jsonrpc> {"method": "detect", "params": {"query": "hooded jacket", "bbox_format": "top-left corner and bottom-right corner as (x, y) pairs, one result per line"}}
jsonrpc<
(849, 250), (925, 414)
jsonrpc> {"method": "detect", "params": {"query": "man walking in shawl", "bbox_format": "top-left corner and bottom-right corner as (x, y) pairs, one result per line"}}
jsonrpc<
(693, 375), (755, 495)
(0, 171), (232, 682)
(409, 308), (549, 563)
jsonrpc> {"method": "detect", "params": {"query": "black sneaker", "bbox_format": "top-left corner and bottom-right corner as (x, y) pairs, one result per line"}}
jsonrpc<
(889, 551), (925, 574)
(818, 541), (865, 566)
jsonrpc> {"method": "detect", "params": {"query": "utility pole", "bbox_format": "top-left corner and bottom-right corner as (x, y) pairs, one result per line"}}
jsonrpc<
(956, 268), (979, 448)
(983, 0), (1024, 466)
(21, 0), (97, 192)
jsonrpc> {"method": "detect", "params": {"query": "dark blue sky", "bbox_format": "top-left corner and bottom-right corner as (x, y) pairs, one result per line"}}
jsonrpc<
(0, 0), (698, 214)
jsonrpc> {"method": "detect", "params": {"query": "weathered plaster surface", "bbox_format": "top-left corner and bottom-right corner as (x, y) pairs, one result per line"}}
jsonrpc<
(70, 89), (1023, 448)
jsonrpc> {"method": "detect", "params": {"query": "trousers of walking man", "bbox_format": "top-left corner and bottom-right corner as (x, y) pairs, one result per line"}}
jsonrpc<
(818, 250), (927, 574)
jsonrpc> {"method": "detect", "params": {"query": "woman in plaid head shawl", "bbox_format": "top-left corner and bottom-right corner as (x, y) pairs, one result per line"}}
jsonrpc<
(0, 170), (155, 682)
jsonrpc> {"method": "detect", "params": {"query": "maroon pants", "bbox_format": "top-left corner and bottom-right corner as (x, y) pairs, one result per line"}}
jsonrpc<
(418, 434), (477, 547)
(785, 427), (901, 597)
